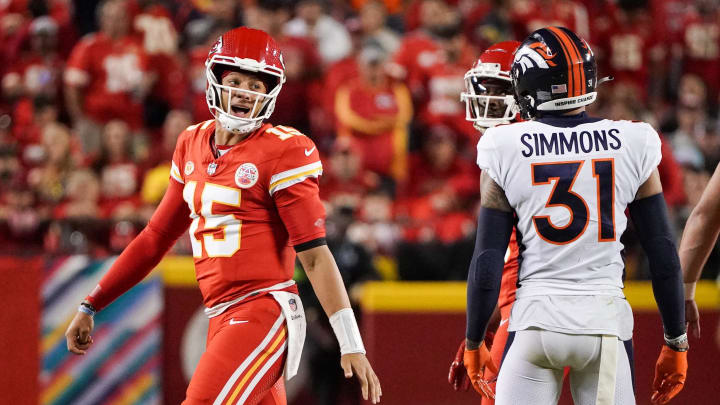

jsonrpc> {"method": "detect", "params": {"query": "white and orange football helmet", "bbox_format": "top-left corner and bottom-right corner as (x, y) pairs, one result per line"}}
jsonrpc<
(205, 27), (286, 134)
(461, 41), (521, 130)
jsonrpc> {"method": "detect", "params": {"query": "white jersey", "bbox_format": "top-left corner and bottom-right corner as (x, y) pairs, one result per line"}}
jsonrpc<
(476, 115), (662, 339)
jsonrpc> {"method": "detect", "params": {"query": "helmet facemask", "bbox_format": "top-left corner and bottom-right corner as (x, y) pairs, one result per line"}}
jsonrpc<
(461, 63), (518, 130)
(205, 57), (284, 134)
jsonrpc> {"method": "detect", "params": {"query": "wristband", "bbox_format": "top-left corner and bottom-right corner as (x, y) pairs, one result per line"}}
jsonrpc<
(329, 308), (366, 355)
(664, 332), (688, 352)
(684, 282), (696, 300)
(78, 302), (96, 317)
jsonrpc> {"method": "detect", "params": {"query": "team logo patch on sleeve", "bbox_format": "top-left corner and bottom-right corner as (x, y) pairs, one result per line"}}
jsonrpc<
(235, 163), (259, 188)
(184, 161), (195, 175)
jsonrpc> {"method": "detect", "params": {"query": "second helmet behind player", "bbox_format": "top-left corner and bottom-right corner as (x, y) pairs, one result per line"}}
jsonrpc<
(461, 41), (522, 130)
(511, 26), (597, 119)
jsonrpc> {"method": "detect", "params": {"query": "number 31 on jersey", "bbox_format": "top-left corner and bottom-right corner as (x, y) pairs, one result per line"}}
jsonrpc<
(531, 159), (615, 245)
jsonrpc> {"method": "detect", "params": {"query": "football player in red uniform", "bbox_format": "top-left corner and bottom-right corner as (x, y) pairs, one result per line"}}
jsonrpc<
(447, 41), (521, 403)
(65, 27), (381, 405)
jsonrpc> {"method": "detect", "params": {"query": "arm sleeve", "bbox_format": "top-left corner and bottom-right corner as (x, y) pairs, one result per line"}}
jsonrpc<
(466, 207), (514, 342)
(85, 180), (191, 311)
(271, 133), (326, 246)
(628, 193), (686, 337)
(476, 129), (503, 189)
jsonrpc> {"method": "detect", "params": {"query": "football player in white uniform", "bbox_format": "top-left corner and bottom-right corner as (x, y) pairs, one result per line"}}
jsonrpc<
(464, 26), (688, 405)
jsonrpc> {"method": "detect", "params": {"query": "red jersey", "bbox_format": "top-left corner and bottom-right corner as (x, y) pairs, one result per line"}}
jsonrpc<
(170, 121), (325, 307)
(64, 32), (148, 128)
(87, 121), (327, 311)
(595, 10), (662, 99)
(498, 230), (520, 309)
(680, 12), (720, 94)
(510, 0), (590, 40)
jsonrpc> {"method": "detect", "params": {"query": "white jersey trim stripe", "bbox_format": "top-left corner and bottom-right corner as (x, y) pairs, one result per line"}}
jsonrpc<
(238, 340), (287, 404)
(270, 161), (322, 185)
(269, 161), (323, 195)
(213, 314), (285, 405)
(170, 161), (184, 184)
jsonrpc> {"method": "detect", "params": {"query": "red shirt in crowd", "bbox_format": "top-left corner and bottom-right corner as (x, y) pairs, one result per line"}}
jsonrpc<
(65, 32), (149, 128)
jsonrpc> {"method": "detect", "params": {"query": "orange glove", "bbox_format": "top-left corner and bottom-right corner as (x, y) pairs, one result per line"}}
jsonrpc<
(464, 341), (498, 399)
(448, 340), (471, 391)
(651, 345), (688, 405)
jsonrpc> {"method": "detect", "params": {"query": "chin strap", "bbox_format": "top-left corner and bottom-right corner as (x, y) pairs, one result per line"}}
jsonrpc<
(217, 113), (262, 134)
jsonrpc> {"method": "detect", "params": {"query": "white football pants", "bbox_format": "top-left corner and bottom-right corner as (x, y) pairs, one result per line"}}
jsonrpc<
(495, 328), (635, 405)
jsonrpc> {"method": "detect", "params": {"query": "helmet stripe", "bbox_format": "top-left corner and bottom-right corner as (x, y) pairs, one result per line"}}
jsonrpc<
(546, 28), (576, 97)
(560, 27), (586, 95)
(549, 27), (585, 97)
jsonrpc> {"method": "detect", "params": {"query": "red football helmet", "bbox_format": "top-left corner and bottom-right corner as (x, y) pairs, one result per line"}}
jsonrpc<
(205, 27), (286, 134)
(461, 41), (521, 130)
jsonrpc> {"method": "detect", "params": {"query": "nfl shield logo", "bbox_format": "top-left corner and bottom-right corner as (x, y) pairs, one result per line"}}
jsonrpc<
(207, 162), (218, 175)
(289, 298), (297, 312)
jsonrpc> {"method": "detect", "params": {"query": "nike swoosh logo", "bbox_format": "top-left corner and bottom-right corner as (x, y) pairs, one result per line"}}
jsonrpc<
(229, 319), (249, 325)
(304, 146), (316, 156)
(499, 318), (509, 327)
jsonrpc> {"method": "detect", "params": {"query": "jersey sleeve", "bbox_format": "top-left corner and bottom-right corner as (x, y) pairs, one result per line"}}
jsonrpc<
(638, 123), (663, 186)
(476, 128), (503, 189)
(270, 133), (326, 246)
(169, 129), (189, 185)
(64, 37), (92, 87)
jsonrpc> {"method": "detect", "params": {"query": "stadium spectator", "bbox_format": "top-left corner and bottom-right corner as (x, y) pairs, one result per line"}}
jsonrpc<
(320, 136), (380, 210)
(509, 0), (589, 40)
(64, 0), (151, 154)
(358, 0), (400, 55)
(26, 123), (81, 206)
(140, 109), (192, 209)
(285, 0), (353, 65)
(248, 0), (323, 134)
(677, 0), (720, 103)
(2, 16), (63, 102)
(334, 42), (413, 182)
(53, 168), (101, 219)
(416, 16), (479, 143)
(93, 120), (143, 219)
(130, 0), (185, 125)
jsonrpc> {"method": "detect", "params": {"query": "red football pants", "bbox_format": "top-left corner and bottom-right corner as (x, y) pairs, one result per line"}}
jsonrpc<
(482, 304), (512, 405)
(184, 295), (288, 405)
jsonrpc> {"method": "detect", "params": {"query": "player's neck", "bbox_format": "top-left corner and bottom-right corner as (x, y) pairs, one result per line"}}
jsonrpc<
(215, 125), (252, 146)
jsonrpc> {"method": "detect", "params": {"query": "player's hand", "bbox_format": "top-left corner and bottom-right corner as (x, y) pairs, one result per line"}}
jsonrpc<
(651, 345), (688, 405)
(341, 353), (382, 403)
(65, 312), (94, 355)
(448, 340), (470, 391)
(463, 341), (498, 399)
(685, 299), (700, 338)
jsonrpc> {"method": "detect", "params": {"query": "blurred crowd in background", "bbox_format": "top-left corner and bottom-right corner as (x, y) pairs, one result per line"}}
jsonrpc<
(2, 0), (720, 285)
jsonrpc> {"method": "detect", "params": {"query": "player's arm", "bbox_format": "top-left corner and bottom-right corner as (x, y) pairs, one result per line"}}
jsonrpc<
(296, 246), (380, 403)
(466, 171), (513, 350)
(628, 169), (688, 405)
(271, 139), (381, 403)
(678, 163), (720, 338)
(65, 180), (191, 354)
(462, 172), (513, 398)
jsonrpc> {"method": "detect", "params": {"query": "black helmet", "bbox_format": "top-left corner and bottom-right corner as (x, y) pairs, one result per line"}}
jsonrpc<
(511, 26), (597, 119)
